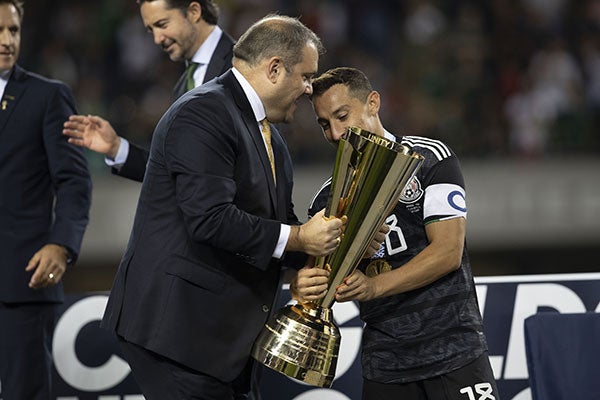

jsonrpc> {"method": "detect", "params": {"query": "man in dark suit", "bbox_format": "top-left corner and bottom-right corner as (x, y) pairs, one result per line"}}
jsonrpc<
(0, 1), (92, 398)
(63, 0), (235, 182)
(101, 14), (344, 400)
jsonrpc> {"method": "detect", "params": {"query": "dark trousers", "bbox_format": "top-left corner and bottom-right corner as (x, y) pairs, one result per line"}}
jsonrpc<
(362, 352), (500, 400)
(0, 302), (57, 400)
(118, 336), (262, 400)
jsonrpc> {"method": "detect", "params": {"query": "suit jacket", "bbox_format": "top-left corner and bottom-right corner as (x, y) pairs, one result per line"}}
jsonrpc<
(115, 31), (235, 182)
(0, 65), (92, 303)
(102, 70), (299, 382)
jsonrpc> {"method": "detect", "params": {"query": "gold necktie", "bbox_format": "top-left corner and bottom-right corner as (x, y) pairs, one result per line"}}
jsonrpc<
(260, 119), (276, 182)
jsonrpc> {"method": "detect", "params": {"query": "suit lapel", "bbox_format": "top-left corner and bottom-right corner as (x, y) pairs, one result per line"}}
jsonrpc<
(224, 72), (278, 213)
(270, 126), (289, 221)
(172, 72), (187, 101)
(204, 33), (234, 84)
(0, 66), (26, 135)
(246, 117), (278, 212)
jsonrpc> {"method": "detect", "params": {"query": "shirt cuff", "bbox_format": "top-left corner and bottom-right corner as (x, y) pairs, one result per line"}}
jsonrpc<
(273, 224), (290, 259)
(104, 138), (130, 168)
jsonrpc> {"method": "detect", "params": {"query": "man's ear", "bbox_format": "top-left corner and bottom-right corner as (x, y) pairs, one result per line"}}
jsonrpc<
(367, 90), (381, 115)
(266, 57), (283, 84)
(187, 1), (202, 23)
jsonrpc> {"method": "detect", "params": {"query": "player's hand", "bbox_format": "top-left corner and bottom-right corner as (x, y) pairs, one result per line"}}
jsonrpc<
(364, 223), (390, 258)
(290, 265), (330, 302)
(335, 270), (378, 302)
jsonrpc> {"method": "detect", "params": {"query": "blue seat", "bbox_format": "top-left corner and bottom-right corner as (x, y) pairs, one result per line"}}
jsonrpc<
(524, 312), (600, 400)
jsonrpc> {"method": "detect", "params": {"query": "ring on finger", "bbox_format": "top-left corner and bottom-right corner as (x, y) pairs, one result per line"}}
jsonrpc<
(48, 273), (55, 280)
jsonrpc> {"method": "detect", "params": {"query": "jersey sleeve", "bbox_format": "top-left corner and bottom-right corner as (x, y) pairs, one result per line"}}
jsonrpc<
(307, 177), (332, 218)
(422, 155), (467, 224)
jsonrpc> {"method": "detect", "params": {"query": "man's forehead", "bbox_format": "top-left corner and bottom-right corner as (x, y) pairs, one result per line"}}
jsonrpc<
(315, 85), (351, 108)
(141, 2), (172, 22)
(295, 43), (319, 70)
(0, 3), (20, 20)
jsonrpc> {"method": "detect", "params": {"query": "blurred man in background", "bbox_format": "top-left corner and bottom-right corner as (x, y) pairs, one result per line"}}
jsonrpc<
(292, 67), (499, 400)
(63, 0), (234, 182)
(0, 1), (92, 398)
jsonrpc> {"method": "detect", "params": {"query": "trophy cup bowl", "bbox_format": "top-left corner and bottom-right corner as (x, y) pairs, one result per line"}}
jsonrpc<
(251, 127), (424, 387)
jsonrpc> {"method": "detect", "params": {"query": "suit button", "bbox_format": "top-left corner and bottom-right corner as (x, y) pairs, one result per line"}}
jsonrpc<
(262, 305), (269, 313)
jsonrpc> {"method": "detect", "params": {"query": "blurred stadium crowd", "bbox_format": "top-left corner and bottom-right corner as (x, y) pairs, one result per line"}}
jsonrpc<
(20, 0), (600, 171)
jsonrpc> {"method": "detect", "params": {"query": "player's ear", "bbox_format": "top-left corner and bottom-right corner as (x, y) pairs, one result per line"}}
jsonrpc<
(366, 91), (380, 115)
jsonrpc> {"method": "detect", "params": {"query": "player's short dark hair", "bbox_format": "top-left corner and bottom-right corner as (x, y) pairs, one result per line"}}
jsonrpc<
(311, 67), (373, 102)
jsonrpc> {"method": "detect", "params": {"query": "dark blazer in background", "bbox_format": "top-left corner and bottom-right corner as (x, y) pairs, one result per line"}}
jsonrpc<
(102, 70), (299, 383)
(115, 31), (235, 182)
(0, 64), (92, 304)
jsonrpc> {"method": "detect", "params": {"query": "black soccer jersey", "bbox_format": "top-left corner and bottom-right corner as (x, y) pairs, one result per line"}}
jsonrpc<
(308, 135), (488, 384)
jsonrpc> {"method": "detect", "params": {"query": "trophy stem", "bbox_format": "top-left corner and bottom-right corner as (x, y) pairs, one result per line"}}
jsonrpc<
(251, 302), (340, 388)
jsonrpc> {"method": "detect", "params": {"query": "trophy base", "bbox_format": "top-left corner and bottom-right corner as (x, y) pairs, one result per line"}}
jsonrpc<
(251, 303), (340, 388)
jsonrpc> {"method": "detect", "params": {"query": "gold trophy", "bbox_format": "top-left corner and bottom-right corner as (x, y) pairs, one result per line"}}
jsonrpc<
(251, 127), (424, 387)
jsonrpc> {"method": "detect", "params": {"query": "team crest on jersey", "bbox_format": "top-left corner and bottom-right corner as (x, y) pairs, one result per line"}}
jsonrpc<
(399, 177), (423, 204)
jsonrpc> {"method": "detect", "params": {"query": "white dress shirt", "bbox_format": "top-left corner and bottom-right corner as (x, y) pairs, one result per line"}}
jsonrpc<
(0, 69), (11, 99)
